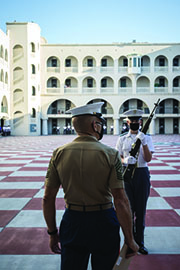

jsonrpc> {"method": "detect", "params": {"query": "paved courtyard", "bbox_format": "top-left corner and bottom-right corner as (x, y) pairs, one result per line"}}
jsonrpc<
(0, 134), (180, 270)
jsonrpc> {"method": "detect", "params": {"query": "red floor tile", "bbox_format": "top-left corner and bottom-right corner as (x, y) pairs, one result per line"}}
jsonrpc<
(146, 210), (180, 226)
(129, 254), (180, 270)
(2, 176), (45, 182)
(0, 189), (39, 198)
(0, 228), (52, 254)
(0, 211), (19, 227)
(164, 197), (180, 209)
(151, 181), (180, 187)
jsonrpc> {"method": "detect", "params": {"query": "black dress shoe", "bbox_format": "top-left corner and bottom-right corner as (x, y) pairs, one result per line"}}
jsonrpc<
(138, 245), (148, 255)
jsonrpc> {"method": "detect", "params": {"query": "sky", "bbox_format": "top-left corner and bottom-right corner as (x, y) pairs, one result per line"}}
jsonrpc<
(0, 0), (180, 44)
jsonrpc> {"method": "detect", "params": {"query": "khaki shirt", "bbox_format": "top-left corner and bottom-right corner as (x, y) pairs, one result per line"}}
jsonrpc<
(45, 136), (124, 205)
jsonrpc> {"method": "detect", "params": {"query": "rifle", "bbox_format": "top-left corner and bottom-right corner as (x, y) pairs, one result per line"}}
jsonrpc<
(123, 99), (160, 183)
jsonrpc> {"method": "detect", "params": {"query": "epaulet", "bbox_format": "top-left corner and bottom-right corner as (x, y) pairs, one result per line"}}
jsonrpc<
(119, 132), (128, 137)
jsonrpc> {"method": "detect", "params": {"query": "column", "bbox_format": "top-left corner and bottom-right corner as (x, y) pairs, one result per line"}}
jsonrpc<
(113, 118), (120, 135)
(42, 118), (48, 135)
(149, 117), (156, 135)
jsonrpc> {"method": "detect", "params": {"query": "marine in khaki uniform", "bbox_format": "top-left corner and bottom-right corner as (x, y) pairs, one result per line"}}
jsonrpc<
(43, 102), (138, 270)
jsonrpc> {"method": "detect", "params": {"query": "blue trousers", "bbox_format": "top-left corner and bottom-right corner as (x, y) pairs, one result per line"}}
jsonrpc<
(59, 208), (120, 270)
(125, 167), (150, 246)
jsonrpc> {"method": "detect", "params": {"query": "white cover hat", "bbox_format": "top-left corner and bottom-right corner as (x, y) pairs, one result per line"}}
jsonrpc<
(66, 102), (106, 122)
(123, 109), (143, 119)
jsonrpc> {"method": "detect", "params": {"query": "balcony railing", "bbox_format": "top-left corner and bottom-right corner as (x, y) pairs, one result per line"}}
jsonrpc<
(46, 87), (61, 94)
(64, 87), (78, 93)
(118, 87), (132, 94)
(154, 66), (168, 72)
(118, 67), (128, 73)
(141, 67), (150, 73)
(65, 67), (78, 73)
(100, 67), (114, 72)
(82, 67), (97, 73)
(154, 87), (168, 93)
(1, 106), (7, 113)
(156, 106), (179, 114)
(136, 87), (150, 93)
(173, 66), (180, 72)
(100, 87), (114, 94)
(47, 67), (60, 73)
(173, 87), (180, 93)
(82, 87), (96, 93)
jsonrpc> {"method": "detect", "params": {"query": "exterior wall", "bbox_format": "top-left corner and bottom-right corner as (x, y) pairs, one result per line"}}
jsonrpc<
(0, 29), (10, 128)
(6, 22), (41, 135)
(0, 22), (180, 135)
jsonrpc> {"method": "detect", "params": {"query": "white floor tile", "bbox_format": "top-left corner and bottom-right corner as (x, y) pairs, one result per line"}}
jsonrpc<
(145, 227), (180, 254)
(24, 163), (49, 167)
(149, 166), (176, 170)
(0, 182), (44, 189)
(35, 188), (64, 198)
(6, 210), (64, 227)
(147, 197), (172, 210)
(154, 187), (180, 197)
(0, 198), (31, 210)
(151, 174), (180, 180)
(0, 167), (21, 171)
(9, 171), (46, 177)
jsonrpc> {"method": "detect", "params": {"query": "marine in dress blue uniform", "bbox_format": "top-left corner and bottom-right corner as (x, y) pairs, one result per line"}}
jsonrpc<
(43, 102), (139, 270)
(116, 109), (154, 255)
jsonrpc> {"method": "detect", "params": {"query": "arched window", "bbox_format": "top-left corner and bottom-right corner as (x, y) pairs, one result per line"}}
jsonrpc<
(5, 49), (8, 61)
(32, 86), (36, 96)
(5, 72), (8, 84)
(30, 42), (35, 52)
(0, 45), (3, 58)
(31, 108), (36, 118)
(32, 64), (36, 74)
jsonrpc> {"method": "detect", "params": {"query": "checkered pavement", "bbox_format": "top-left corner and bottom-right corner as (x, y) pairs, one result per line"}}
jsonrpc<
(0, 135), (180, 270)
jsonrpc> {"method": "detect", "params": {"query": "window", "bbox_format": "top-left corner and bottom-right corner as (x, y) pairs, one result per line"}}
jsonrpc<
(173, 58), (179, 66)
(51, 78), (57, 87)
(32, 64), (35, 74)
(31, 43), (35, 53)
(173, 100), (179, 113)
(101, 59), (107, 67)
(123, 58), (128, 67)
(137, 100), (143, 110)
(138, 58), (140, 67)
(120, 79), (126, 87)
(133, 58), (137, 67)
(159, 101), (165, 113)
(101, 78), (107, 87)
(52, 58), (57, 67)
(65, 59), (71, 67)
(32, 86), (36, 96)
(66, 100), (71, 111)
(173, 78), (179, 87)
(65, 79), (71, 87)
(123, 100), (129, 112)
(31, 108), (36, 118)
(159, 78), (165, 87)
(87, 78), (93, 87)
(159, 58), (165, 66)
(159, 118), (165, 134)
(87, 59), (93, 67)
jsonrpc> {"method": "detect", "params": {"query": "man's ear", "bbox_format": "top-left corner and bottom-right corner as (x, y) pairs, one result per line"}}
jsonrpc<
(92, 120), (98, 131)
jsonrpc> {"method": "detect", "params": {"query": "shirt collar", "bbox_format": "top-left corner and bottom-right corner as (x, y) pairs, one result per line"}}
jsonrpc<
(127, 130), (140, 138)
(74, 135), (98, 142)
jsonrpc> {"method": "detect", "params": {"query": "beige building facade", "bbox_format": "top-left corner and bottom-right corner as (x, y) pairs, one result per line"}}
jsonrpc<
(0, 22), (180, 135)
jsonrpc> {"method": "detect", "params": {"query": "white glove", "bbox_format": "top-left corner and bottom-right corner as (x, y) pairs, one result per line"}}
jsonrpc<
(136, 132), (147, 146)
(124, 156), (137, 165)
